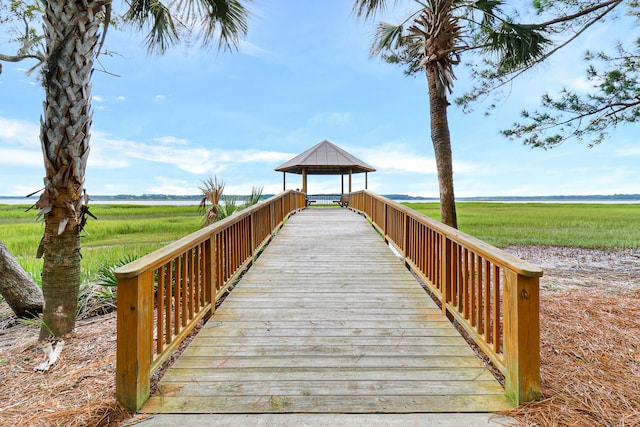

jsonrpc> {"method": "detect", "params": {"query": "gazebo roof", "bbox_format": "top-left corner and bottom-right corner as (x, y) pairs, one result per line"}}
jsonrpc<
(275, 140), (376, 175)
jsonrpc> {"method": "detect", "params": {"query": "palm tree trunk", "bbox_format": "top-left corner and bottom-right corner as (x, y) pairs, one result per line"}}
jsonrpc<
(426, 66), (458, 229)
(40, 189), (83, 339)
(38, 0), (102, 339)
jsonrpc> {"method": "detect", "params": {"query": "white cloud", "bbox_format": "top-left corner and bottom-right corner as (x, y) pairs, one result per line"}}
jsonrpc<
(146, 176), (200, 195)
(308, 112), (353, 128)
(0, 117), (40, 147)
(239, 40), (270, 57)
(614, 147), (640, 157)
(88, 131), (294, 174)
(117, 96), (126, 101)
(154, 95), (167, 102)
(218, 149), (293, 163)
(0, 148), (42, 167)
(565, 76), (599, 93)
(153, 136), (188, 146)
(359, 143), (437, 175)
(93, 95), (104, 103)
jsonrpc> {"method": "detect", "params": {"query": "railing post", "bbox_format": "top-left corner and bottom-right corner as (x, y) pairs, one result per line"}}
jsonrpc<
(116, 270), (154, 411)
(503, 271), (541, 404)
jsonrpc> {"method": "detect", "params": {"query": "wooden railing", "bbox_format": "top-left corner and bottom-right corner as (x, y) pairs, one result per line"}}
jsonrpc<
(115, 190), (307, 411)
(349, 190), (543, 405)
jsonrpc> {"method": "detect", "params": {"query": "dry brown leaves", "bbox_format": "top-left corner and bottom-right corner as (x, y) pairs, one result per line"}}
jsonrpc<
(0, 312), (132, 427)
(505, 290), (640, 426)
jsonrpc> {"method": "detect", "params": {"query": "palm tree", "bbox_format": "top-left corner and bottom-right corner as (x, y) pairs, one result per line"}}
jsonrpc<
(35, 0), (250, 339)
(199, 178), (263, 226)
(199, 175), (226, 227)
(353, 0), (549, 228)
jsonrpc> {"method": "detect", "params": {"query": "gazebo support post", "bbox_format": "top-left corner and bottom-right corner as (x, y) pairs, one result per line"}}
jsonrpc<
(302, 168), (308, 194)
(365, 172), (368, 190)
(349, 168), (353, 193)
(341, 174), (344, 195)
(282, 172), (286, 191)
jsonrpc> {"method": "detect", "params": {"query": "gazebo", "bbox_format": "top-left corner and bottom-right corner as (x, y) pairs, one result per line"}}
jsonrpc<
(275, 140), (376, 194)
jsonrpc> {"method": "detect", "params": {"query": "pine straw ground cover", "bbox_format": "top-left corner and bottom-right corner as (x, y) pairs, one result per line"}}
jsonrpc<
(0, 312), (131, 426)
(0, 246), (639, 426)
(505, 289), (640, 426)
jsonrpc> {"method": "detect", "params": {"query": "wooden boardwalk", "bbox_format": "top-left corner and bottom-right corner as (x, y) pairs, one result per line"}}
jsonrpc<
(141, 208), (512, 414)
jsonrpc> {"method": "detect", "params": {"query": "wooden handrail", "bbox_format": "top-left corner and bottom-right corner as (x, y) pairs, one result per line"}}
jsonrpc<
(348, 190), (543, 405)
(115, 190), (307, 411)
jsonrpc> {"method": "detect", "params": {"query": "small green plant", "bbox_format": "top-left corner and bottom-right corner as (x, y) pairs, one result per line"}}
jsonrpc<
(95, 254), (139, 287)
(19, 316), (55, 338)
(246, 186), (264, 207)
(217, 195), (239, 220)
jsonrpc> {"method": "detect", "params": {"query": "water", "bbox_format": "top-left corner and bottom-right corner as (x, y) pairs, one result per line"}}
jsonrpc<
(2, 197), (639, 205)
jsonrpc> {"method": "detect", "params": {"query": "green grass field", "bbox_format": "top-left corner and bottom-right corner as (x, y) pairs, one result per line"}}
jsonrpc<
(0, 204), (202, 285)
(1, 202), (638, 285)
(405, 202), (640, 248)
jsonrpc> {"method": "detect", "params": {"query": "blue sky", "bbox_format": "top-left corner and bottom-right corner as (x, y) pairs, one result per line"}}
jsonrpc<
(0, 1), (638, 198)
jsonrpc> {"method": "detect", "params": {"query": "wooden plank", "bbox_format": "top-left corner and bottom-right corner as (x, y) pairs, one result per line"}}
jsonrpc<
(181, 344), (474, 358)
(142, 395), (512, 414)
(184, 335), (469, 347)
(155, 379), (506, 397)
(142, 209), (511, 414)
(200, 320), (456, 330)
(167, 359), (493, 372)
(196, 326), (460, 337)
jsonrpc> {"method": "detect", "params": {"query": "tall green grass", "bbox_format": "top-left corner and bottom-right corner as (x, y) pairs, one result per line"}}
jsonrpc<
(2, 202), (638, 286)
(405, 202), (640, 248)
(0, 204), (201, 285)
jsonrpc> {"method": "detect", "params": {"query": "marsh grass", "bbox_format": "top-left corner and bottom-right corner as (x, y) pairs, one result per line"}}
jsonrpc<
(406, 202), (640, 248)
(2, 202), (638, 286)
(1, 204), (201, 285)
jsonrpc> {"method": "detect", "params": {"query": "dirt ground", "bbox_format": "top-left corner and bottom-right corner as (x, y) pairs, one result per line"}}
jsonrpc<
(0, 245), (639, 426)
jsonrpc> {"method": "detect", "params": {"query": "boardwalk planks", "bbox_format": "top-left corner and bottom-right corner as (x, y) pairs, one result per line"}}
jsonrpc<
(141, 208), (512, 414)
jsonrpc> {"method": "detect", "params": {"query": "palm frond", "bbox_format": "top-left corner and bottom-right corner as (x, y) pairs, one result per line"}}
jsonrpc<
(469, 0), (502, 29)
(352, 0), (392, 20)
(217, 195), (239, 220)
(244, 186), (263, 207)
(200, 0), (251, 51)
(488, 20), (550, 73)
(372, 21), (406, 56)
(126, 0), (250, 53)
(125, 0), (178, 54)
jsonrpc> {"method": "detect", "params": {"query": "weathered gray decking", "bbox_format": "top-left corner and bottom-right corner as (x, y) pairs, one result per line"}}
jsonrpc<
(141, 208), (511, 414)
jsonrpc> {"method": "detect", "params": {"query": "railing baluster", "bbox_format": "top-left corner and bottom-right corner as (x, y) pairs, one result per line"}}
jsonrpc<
(164, 261), (172, 345)
(493, 265), (501, 354)
(173, 257), (180, 335)
(484, 259), (491, 341)
(157, 264), (165, 355)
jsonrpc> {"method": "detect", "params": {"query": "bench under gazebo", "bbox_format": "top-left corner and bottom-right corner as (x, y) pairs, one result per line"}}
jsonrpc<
(275, 140), (376, 197)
